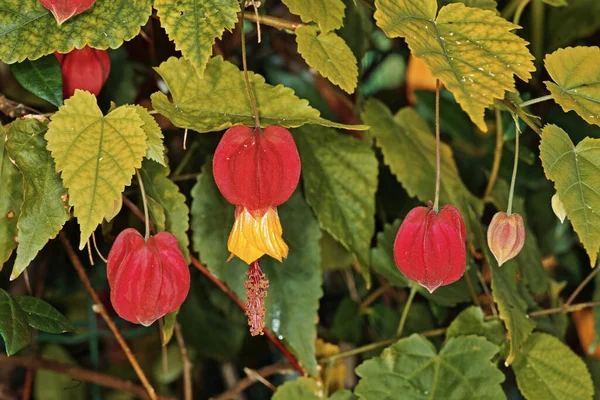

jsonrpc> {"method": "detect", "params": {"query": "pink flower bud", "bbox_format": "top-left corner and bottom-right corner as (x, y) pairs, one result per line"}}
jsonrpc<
(393, 202), (467, 292)
(487, 212), (525, 266)
(107, 229), (190, 326)
(55, 46), (110, 99)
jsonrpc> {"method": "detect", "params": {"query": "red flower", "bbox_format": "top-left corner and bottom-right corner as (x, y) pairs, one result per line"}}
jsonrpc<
(40, 0), (96, 26)
(55, 46), (110, 99)
(213, 125), (301, 264)
(107, 228), (190, 326)
(487, 212), (525, 266)
(393, 202), (467, 292)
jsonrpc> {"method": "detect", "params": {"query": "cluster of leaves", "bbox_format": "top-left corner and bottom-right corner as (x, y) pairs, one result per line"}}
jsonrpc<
(1, 0), (600, 399)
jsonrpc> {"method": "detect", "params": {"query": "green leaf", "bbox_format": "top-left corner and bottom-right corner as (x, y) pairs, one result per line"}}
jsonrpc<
(539, 124), (600, 266)
(331, 297), (364, 344)
(0, 0), (152, 64)
(542, 0), (567, 6)
(355, 334), (505, 400)
(0, 289), (31, 355)
(374, 0), (534, 131)
(273, 377), (320, 400)
(338, 0), (373, 61)
(320, 232), (354, 271)
(296, 26), (358, 94)
(191, 163), (323, 376)
(441, 0), (498, 11)
(513, 333), (594, 400)
(545, 47), (600, 127)
(127, 106), (166, 167)
(14, 296), (73, 334)
(446, 306), (505, 346)
(281, 0), (346, 32)
(139, 159), (190, 263)
(146, 195), (167, 233)
(330, 390), (358, 400)
(294, 125), (377, 285)
(547, 0), (600, 51)
(161, 310), (178, 346)
(6, 119), (69, 280)
(361, 99), (482, 233)
(0, 124), (22, 266)
(46, 91), (147, 249)
(154, 0), (239, 77)
(11, 56), (63, 107)
(35, 345), (86, 400)
(151, 56), (368, 132)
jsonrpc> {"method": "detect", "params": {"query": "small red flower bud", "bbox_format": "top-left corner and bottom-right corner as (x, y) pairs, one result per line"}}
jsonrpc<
(487, 212), (525, 266)
(40, 0), (96, 25)
(55, 46), (110, 99)
(245, 260), (269, 336)
(393, 202), (467, 292)
(107, 228), (190, 326)
(213, 126), (301, 263)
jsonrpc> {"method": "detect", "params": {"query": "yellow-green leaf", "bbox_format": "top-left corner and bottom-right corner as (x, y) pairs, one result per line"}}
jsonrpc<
(374, 0), (535, 131)
(545, 46), (600, 127)
(0, 124), (22, 266)
(539, 124), (600, 266)
(0, 0), (152, 64)
(281, 0), (346, 32)
(126, 105), (166, 167)
(6, 119), (69, 280)
(296, 26), (358, 94)
(151, 56), (368, 132)
(154, 0), (239, 77)
(46, 91), (147, 249)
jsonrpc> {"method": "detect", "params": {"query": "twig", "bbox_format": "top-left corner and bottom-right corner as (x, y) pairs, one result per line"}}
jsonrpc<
(344, 267), (360, 302)
(359, 284), (390, 313)
(58, 233), (159, 400)
(477, 270), (498, 317)
(501, 98), (543, 137)
(0, 354), (174, 400)
(243, 367), (276, 391)
(565, 267), (600, 307)
(529, 300), (600, 317)
(174, 323), (193, 400)
(211, 362), (295, 400)
(484, 108), (504, 201)
(242, 13), (303, 32)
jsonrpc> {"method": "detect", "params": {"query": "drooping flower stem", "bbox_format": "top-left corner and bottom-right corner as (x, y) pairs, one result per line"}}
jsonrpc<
(433, 80), (441, 212)
(136, 170), (151, 241)
(484, 108), (504, 200)
(396, 285), (417, 336)
(239, 5), (261, 131)
(507, 115), (520, 215)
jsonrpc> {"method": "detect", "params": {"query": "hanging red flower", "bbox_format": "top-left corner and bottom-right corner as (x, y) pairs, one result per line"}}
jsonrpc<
(487, 211), (525, 266)
(55, 46), (110, 99)
(393, 202), (467, 292)
(40, 0), (97, 26)
(107, 228), (190, 326)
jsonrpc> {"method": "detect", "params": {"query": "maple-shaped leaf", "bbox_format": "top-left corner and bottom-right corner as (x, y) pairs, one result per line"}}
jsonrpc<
(46, 91), (147, 249)
(281, 0), (346, 32)
(151, 56), (367, 132)
(539, 124), (600, 267)
(0, 0), (152, 64)
(5, 119), (69, 280)
(295, 26), (358, 94)
(374, 0), (535, 131)
(154, 0), (240, 77)
(545, 46), (600, 127)
(125, 105), (166, 167)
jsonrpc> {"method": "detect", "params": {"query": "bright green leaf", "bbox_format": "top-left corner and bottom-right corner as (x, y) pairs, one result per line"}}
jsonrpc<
(294, 125), (377, 285)
(273, 377), (320, 400)
(513, 333), (594, 400)
(6, 119), (69, 280)
(46, 91), (147, 249)
(0, 0), (152, 64)
(545, 46), (600, 127)
(154, 0), (239, 77)
(151, 56), (368, 132)
(14, 296), (73, 334)
(296, 26), (358, 94)
(127, 105), (166, 167)
(139, 159), (190, 263)
(35, 345), (86, 400)
(11, 56), (63, 107)
(0, 289), (31, 355)
(281, 0), (345, 31)
(539, 124), (600, 266)
(0, 124), (22, 266)
(446, 306), (505, 346)
(191, 163), (323, 376)
(374, 0), (534, 131)
(355, 334), (505, 400)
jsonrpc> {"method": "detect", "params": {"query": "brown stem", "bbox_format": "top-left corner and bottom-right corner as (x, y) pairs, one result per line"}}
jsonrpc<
(212, 362), (295, 400)
(529, 300), (600, 317)
(0, 354), (174, 400)
(58, 233), (158, 400)
(565, 267), (600, 307)
(174, 323), (193, 400)
(359, 284), (390, 312)
(242, 13), (303, 32)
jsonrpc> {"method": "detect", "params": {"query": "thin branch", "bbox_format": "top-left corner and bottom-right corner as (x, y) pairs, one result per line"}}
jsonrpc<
(484, 108), (504, 201)
(529, 300), (600, 317)
(0, 354), (174, 400)
(242, 13), (303, 32)
(502, 98), (543, 137)
(565, 267), (600, 307)
(59, 233), (158, 400)
(174, 323), (193, 400)
(359, 284), (390, 313)
(211, 362), (295, 400)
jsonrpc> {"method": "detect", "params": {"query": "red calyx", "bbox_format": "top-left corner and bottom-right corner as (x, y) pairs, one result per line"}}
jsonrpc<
(39, 0), (96, 25)
(393, 203), (467, 293)
(55, 46), (110, 99)
(212, 126), (301, 217)
(107, 228), (190, 326)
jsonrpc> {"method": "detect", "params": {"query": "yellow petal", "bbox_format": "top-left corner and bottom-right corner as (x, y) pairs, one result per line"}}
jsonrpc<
(228, 207), (289, 264)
